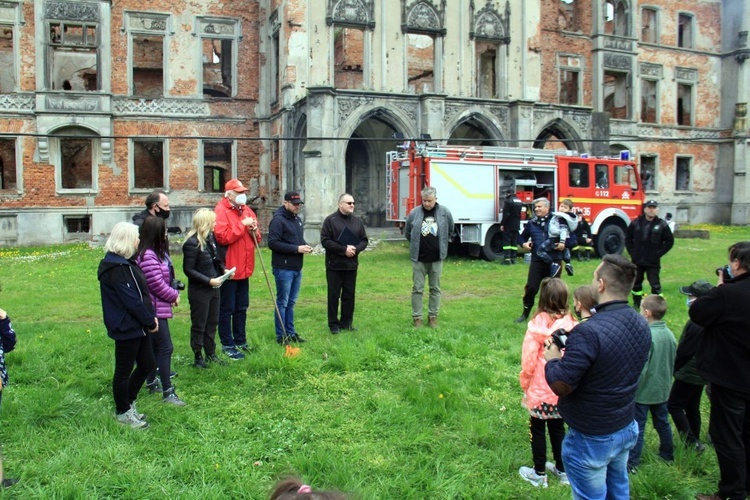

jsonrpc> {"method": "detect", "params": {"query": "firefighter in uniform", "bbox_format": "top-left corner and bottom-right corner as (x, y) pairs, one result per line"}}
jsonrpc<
(573, 216), (594, 261)
(625, 199), (674, 308)
(500, 189), (523, 265)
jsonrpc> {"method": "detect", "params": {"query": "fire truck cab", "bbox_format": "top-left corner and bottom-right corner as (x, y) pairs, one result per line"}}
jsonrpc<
(386, 142), (644, 260)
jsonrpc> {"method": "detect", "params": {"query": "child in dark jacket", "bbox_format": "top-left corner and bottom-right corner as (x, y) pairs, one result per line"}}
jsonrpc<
(0, 302), (18, 487)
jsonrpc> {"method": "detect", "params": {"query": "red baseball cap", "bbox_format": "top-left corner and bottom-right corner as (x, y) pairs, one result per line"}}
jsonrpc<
(225, 179), (248, 193)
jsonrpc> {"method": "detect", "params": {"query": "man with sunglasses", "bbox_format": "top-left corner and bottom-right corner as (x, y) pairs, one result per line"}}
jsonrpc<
(321, 194), (369, 334)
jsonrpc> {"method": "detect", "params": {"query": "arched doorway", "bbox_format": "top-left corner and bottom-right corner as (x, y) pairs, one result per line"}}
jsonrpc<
(447, 116), (499, 146)
(345, 117), (400, 227)
(533, 119), (582, 153)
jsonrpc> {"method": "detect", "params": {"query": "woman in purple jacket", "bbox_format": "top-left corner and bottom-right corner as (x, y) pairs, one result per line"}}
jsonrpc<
(136, 216), (186, 406)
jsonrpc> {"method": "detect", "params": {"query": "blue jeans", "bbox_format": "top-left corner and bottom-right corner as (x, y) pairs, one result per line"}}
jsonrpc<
(218, 278), (249, 348)
(562, 420), (638, 500)
(628, 402), (674, 468)
(272, 268), (302, 341)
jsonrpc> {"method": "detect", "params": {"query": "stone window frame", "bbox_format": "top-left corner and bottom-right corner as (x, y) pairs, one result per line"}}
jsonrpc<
(638, 62), (661, 124)
(603, 0), (630, 37)
(0, 136), (21, 195)
(638, 153), (658, 193)
(269, 10), (280, 105)
(0, 1), (23, 94)
(122, 10), (172, 98)
(674, 66), (697, 127)
(50, 133), (101, 195)
(639, 5), (659, 44)
(63, 214), (92, 237)
(470, 1), (510, 99)
(557, 53), (583, 106)
(128, 137), (169, 194)
(674, 155), (693, 193)
(193, 16), (242, 99)
(198, 139), (237, 193)
(677, 11), (695, 49)
(326, 0), (375, 91)
(401, 0), (447, 94)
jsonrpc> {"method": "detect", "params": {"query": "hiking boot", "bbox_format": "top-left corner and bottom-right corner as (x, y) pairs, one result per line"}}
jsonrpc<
(550, 262), (561, 277)
(130, 402), (146, 421)
(193, 356), (207, 369)
(163, 387), (187, 406)
(413, 317), (423, 328)
(427, 316), (438, 328)
(206, 354), (227, 366)
(223, 347), (245, 360)
(146, 379), (162, 394)
(116, 408), (149, 429)
(545, 462), (570, 486)
(518, 466), (548, 488)
(565, 263), (574, 276)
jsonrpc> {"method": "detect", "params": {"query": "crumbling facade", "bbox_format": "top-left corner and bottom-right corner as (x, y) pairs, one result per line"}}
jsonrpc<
(0, 0), (747, 245)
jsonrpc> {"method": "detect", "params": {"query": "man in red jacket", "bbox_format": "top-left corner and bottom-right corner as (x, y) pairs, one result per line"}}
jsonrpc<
(214, 179), (261, 360)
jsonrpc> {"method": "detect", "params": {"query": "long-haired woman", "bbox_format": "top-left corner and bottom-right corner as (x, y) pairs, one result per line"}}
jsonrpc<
(97, 222), (158, 428)
(136, 216), (185, 406)
(182, 208), (230, 368)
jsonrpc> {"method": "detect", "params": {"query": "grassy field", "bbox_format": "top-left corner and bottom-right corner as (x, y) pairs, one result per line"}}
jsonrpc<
(0, 225), (747, 499)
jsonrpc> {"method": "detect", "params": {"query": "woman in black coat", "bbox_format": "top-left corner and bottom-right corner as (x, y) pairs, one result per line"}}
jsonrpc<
(97, 222), (158, 429)
(183, 209), (232, 367)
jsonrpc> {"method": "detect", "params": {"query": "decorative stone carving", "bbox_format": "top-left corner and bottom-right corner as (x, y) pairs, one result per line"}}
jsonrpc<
(470, 0), (510, 42)
(610, 121), (635, 136)
(394, 101), (418, 122)
(403, 0), (445, 34)
(428, 100), (442, 115)
(46, 96), (99, 112)
(489, 106), (508, 125)
(675, 67), (698, 82)
(444, 103), (461, 122)
(45, 1), (99, 22)
(126, 13), (169, 33)
(327, 0), (374, 28)
(338, 96), (374, 123)
(603, 39), (632, 51)
(533, 108), (556, 127)
(569, 113), (590, 132)
(639, 63), (662, 78)
(198, 17), (237, 36)
(113, 98), (208, 116)
(0, 94), (35, 112)
(603, 54), (631, 70)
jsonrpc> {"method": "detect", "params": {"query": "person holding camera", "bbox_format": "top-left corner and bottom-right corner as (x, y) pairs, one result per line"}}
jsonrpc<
(544, 254), (650, 499)
(136, 216), (185, 406)
(625, 199), (674, 308)
(691, 242), (750, 500)
(518, 278), (578, 488)
(214, 179), (261, 359)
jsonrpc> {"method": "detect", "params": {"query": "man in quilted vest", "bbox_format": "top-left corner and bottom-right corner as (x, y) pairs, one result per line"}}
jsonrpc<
(544, 254), (650, 499)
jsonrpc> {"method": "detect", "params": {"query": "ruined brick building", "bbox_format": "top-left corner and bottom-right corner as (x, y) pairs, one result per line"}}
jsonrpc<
(0, 0), (747, 245)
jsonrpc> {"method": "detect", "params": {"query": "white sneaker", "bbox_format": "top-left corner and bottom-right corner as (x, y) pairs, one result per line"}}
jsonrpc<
(116, 408), (148, 429)
(519, 466), (548, 488)
(545, 461), (570, 485)
(130, 402), (146, 421)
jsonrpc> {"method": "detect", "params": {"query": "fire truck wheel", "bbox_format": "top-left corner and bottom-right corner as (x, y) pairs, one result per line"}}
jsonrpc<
(595, 224), (626, 257)
(481, 225), (504, 261)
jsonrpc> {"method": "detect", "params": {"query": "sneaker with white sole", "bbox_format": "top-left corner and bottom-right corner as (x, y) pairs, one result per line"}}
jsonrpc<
(545, 461), (570, 485)
(116, 408), (149, 429)
(162, 388), (187, 406)
(130, 402), (146, 421)
(519, 466), (548, 488)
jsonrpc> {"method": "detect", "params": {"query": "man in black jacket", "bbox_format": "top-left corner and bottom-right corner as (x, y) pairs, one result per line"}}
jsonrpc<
(267, 192), (313, 345)
(320, 194), (369, 334)
(499, 189), (523, 265)
(625, 199), (674, 308)
(691, 242), (750, 500)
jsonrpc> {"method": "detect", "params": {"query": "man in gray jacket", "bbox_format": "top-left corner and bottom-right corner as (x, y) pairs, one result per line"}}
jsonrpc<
(404, 186), (454, 328)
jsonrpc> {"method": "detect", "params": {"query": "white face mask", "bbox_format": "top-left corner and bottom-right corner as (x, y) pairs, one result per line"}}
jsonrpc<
(235, 194), (247, 206)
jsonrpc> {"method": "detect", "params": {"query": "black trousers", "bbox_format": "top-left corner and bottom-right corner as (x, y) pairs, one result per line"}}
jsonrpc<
(529, 416), (566, 474)
(667, 379), (704, 444)
(113, 336), (155, 414)
(522, 260), (562, 311)
(633, 265), (662, 295)
(501, 229), (519, 260)
(326, 269), (357, 329)
(188, 284), (219, 357)
(147, 319), (174, 392)
(709, 384), (750, 499)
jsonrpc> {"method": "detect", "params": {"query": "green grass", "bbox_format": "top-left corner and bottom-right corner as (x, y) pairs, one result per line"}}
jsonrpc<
(0, 225), (746, 498)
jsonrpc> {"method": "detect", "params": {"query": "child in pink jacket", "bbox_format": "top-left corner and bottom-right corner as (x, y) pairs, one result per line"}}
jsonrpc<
(518, 278), (578, 488)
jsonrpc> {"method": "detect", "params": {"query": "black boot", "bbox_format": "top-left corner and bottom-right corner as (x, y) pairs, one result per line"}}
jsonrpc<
(193, 354), (207, 369)
(584, 250), (591, 261)
(514, 306), (531, 324)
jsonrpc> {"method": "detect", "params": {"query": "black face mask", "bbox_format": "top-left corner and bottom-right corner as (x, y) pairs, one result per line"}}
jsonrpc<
(156, 207), (170, 220)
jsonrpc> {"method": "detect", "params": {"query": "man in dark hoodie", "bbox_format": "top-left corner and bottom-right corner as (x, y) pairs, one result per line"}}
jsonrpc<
(132, 189), (170, 228)
(320, 193), (368, 334)
(267, 192), (313, 345)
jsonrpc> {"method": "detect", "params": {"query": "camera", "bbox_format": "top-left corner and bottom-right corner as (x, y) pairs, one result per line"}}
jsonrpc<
(551, 328), (568, 350)
(171, 279), (186, 291)
(716, 265), (731, 280)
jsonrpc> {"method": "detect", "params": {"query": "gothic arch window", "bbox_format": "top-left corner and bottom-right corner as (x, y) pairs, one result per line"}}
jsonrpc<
(327, 0), (375, 90)
(470, 1), (510, 99)
(402, 0), (446, 94)
(604, 0), (630, 37)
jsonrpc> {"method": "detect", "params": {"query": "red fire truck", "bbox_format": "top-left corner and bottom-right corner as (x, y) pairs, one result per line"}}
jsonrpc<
(386, 141), (645, 260)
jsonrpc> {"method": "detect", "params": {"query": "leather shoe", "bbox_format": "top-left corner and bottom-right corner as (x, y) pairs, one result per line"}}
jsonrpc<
(514, 314), (528, 324)
(330, 327), (340, 335)
(342, 325), (358, 332)
(291, 335), (306, 343)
